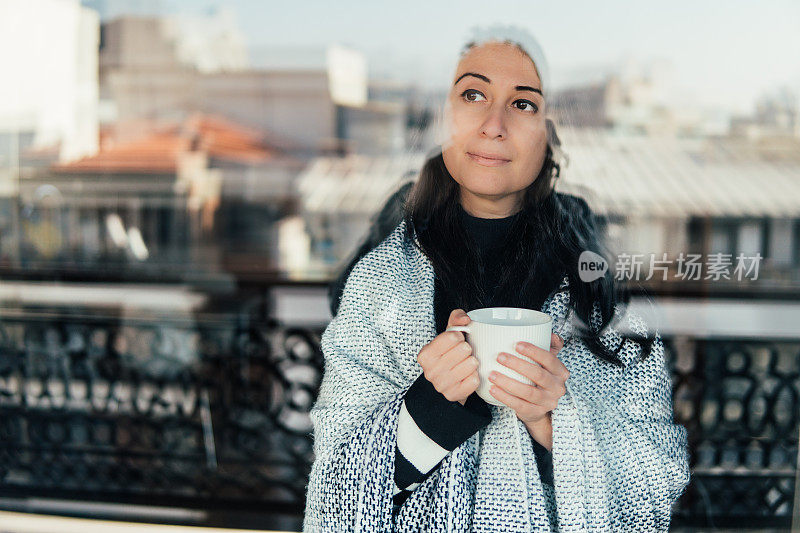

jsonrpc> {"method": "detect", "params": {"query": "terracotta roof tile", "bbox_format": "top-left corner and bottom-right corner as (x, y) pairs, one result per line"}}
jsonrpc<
(53, 112), (280, 174)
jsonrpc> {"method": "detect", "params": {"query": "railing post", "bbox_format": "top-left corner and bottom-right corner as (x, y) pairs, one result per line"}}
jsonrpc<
(793, 423), (800, 532)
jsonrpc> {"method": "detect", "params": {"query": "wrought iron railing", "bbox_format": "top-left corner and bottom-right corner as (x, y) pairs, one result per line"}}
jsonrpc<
(0, 305), (323, 529)
(667, 336), (799, 528)
(0, 297), (797, 530)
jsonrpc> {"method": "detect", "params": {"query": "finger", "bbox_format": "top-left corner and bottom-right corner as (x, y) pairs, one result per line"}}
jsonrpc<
(443, 371), (480, 402)
(488, 371), (543, 404)
(446, 308), (471, 329)
(423, 329), (466, 365)
(430, 310), (472, 365)
(431, 340), (472, 378)
(488, 383), (528, 411)
(515, 341), (569, 379)
(498, 352), (558, 390)
(438, 355), (478, 391)
(490, 383), (552, 420)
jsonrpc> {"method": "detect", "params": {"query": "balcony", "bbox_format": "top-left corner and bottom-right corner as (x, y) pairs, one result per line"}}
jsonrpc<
(0, 281), (797, 530)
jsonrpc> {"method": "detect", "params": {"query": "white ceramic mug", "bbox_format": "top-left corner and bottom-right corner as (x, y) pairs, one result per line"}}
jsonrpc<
(445, 307), (553, 406)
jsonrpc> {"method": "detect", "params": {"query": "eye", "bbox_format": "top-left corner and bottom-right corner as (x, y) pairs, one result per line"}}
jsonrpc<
(460, 89), (486, 102)
(514, 99), (539, 113)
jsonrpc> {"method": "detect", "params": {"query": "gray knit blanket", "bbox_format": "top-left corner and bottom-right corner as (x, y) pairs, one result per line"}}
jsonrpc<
(303, 219), (690, 532)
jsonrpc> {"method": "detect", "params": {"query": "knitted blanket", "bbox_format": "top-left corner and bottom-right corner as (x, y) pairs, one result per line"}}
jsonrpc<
(303, 219), (690, 532)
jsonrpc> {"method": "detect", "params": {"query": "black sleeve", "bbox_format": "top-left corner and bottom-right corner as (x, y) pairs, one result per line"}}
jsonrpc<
(531, 437), (554, 486)
(391, 372), (492, 509)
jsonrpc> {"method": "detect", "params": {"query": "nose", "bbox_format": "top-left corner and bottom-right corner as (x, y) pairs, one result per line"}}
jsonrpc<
(480, 103), (508, 140)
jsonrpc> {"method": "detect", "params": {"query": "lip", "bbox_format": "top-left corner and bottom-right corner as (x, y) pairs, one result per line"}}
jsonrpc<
(467, 151), (511, 167)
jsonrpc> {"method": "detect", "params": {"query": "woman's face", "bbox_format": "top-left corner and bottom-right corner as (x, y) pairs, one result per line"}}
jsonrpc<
(441, 41), (548, 218)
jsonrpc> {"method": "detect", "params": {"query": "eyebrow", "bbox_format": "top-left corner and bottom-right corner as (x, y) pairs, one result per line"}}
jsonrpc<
(454, 72), (542, 96)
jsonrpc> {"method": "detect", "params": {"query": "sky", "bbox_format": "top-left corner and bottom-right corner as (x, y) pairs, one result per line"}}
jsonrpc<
(89, 0), (800, 116)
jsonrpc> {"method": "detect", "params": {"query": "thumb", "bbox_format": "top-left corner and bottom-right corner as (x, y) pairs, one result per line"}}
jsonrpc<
(447, 308), (471, 328)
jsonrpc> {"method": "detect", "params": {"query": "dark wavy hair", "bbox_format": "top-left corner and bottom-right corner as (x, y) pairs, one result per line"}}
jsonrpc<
(402, 121), (655, 368)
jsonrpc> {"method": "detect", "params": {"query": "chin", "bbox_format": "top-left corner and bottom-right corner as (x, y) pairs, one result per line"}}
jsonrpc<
(461, 183), (514, 199)
(462, 171), (510, 189)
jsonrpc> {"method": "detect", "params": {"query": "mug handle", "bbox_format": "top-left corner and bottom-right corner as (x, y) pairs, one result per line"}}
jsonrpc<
(445, 325), (471, 334)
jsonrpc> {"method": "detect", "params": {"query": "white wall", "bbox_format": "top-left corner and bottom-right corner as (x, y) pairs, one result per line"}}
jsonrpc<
(162, 6), (249, 74)
(768, 218), (794, 266)
(198, 70), (336, 150)
(0, 0), (99, 162)
(621, 215), (667, 257)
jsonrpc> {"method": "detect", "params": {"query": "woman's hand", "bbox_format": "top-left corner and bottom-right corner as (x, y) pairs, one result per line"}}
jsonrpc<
(488, 333), (569, 425)
(417, 309), (480, 406)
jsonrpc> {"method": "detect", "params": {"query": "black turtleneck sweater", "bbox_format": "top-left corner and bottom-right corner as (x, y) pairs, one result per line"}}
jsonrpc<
(439, 204), (553, 482)
(433, 202), (521, 333)
(391, 202), (554, 512)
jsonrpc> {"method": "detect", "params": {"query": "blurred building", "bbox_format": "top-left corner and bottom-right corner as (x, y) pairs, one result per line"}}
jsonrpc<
(97, 14), (421, 160)
(0, 0), (99, 165)
(365, 79), (436, 154)
(550, 72), (729, 138)
(161, 6), (249, 74)
(98, 15), (381, 157)
(294, 124), (800, 291)
(0, 0), (100, 264)
(729, 87), (800, 159)
(555, 127), (800, 286)
(296, 152), (424, 268)
(337, 101), (407, 155)
(12, 113), (303, 277)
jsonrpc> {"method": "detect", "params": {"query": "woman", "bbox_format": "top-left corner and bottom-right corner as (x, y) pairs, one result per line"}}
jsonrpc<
(304, 24), (690, 532)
